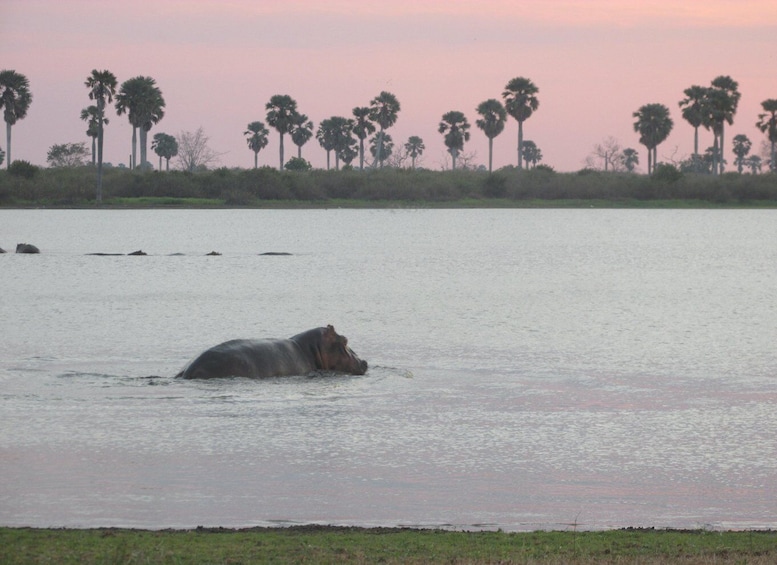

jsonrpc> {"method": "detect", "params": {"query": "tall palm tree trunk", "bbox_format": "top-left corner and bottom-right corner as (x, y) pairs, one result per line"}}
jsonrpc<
(693, 126), (699, 157)
(96, 112), (104, 204)
(131, 126), (137, 169)
(139, 128), (149, 169)
(5, 122), (11, 168)
(718, 125), (725, 174)
(488, 137), (494, 173)
(359, 139), (365, 171)
(712, 135), (720, 175)
(517, 122), (523, 169)
(91, 137), (96, 165)
(375, 130), (385, 168)
(647, 147), (653, 175)
(278, 134), (285, 171)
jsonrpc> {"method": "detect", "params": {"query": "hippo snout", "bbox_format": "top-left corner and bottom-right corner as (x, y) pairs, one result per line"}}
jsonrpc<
(358, 359), (368, 374)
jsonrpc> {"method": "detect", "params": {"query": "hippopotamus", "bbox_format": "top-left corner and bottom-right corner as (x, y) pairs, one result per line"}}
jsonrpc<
(176, 325), (368, 379)
(16, 243), (40, 254)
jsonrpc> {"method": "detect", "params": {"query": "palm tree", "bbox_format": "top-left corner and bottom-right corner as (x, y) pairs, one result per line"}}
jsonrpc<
(80, 105), (105, 165)
(369, 133), (393, 166)
(438, 111), (471, 170)
(316, 118), (337, 170)
(368, 92), (400, 168)
(151, 133), (178, 171)
(633, 103), (673, 174)
(85, 69), (117, 204)
(678, 85), (709, 158)
(731, 134), (752, 174)
(707, 75), (740, 175)
(621, 148), (640, 172)
(475, 99), (507, 172)
(502, 77), (539, 169)
(745, 155), (762, 174)
(337, 137), (359, 168)
(756, 99), (777, 172)
(116, 76), (165, 169)
(0, 70), (33, 170)
(244, 121), (269, 169)
(521, 140), (542, 169)
(290, 113), (314, 159)
(353, 106), (375, 171)
(265, 94), (298, 170)
(404, 136), (425, 169)
(351, 106), (375, 171)
(317, 116), (352, 170)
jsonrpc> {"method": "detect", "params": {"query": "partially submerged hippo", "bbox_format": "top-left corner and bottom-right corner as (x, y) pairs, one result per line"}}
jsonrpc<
(176, 325), (368, 379)
(16, 243), (40, 254)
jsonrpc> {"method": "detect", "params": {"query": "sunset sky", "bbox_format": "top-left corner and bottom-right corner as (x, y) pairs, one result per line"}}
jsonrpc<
(2, 0), (776, 172)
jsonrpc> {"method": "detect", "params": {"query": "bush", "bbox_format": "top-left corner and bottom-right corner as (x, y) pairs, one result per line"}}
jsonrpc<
(8, 160), (38, 179)
(652, 164), (682, 183)
(284, 157), (312, 171)
(483, 173), (507, 198)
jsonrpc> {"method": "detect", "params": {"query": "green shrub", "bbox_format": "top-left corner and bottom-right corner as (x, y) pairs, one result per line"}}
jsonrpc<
(284, 157), (312, 171)
(652, 163), (682, 183)
(8, 160), (38, 179)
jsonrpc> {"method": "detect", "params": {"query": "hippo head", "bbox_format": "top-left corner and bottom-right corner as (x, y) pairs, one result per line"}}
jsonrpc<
(316, 325), (368, 375)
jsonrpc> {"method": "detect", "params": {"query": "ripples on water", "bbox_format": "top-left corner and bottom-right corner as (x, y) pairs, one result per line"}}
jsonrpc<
(1, 209), (776, 530)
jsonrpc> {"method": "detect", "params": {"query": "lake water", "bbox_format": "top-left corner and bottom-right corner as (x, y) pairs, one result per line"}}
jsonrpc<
(1, 208), (775, 531)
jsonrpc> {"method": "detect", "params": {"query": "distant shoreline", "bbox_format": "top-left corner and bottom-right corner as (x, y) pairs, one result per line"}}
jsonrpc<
(2, 166), (777, 210)
(4, 196), (777, 210)
(2, 525), (775, 564)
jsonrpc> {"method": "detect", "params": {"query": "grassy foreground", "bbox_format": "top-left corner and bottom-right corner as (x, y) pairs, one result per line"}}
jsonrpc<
(2, 526), (776, 564)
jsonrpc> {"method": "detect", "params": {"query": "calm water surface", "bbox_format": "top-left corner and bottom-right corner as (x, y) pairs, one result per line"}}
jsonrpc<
(0, 209), (775, 531)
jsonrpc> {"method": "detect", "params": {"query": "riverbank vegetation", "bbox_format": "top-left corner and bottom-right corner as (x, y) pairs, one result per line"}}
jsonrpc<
(1, 164), (776, 208)
(2, 526), (775, 564)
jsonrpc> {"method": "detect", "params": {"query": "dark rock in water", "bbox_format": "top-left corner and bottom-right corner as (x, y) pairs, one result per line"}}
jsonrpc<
(86, 252), (125, 256)
(127, 250), (147, 256)
(16, 243), (40, 254)
(0, 247), (6, 254)
(260, 252), (292, 256)
(168, 253), (186, 256)
(206, 251), (221, 256)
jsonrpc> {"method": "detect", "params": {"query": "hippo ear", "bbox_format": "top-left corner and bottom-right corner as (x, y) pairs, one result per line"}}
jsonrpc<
(324, 325), (336, 340)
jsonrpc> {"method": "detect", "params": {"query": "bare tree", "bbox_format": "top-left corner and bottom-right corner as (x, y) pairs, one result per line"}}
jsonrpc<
(384, 143), (412, 168)
(439, 150), (480, 171)
(175, 127), (224, 171)
(585, 136), (624, 172)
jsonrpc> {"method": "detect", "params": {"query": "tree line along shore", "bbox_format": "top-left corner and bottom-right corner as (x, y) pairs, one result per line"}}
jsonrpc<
(1, 164), (776, 208)
(2, 526), (776, 564)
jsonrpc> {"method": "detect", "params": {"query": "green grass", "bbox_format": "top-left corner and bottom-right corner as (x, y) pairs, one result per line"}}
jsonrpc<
(1, 526), (775, 564)
(104, 196), (226, 208)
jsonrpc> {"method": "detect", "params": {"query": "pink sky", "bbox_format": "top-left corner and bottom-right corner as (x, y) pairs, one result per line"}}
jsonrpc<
(2, 0), (776, 172)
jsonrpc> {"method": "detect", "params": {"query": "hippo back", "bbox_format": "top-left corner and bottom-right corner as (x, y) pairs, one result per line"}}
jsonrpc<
(177, 338), (316, 379)
(176, 325), (367, 379)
